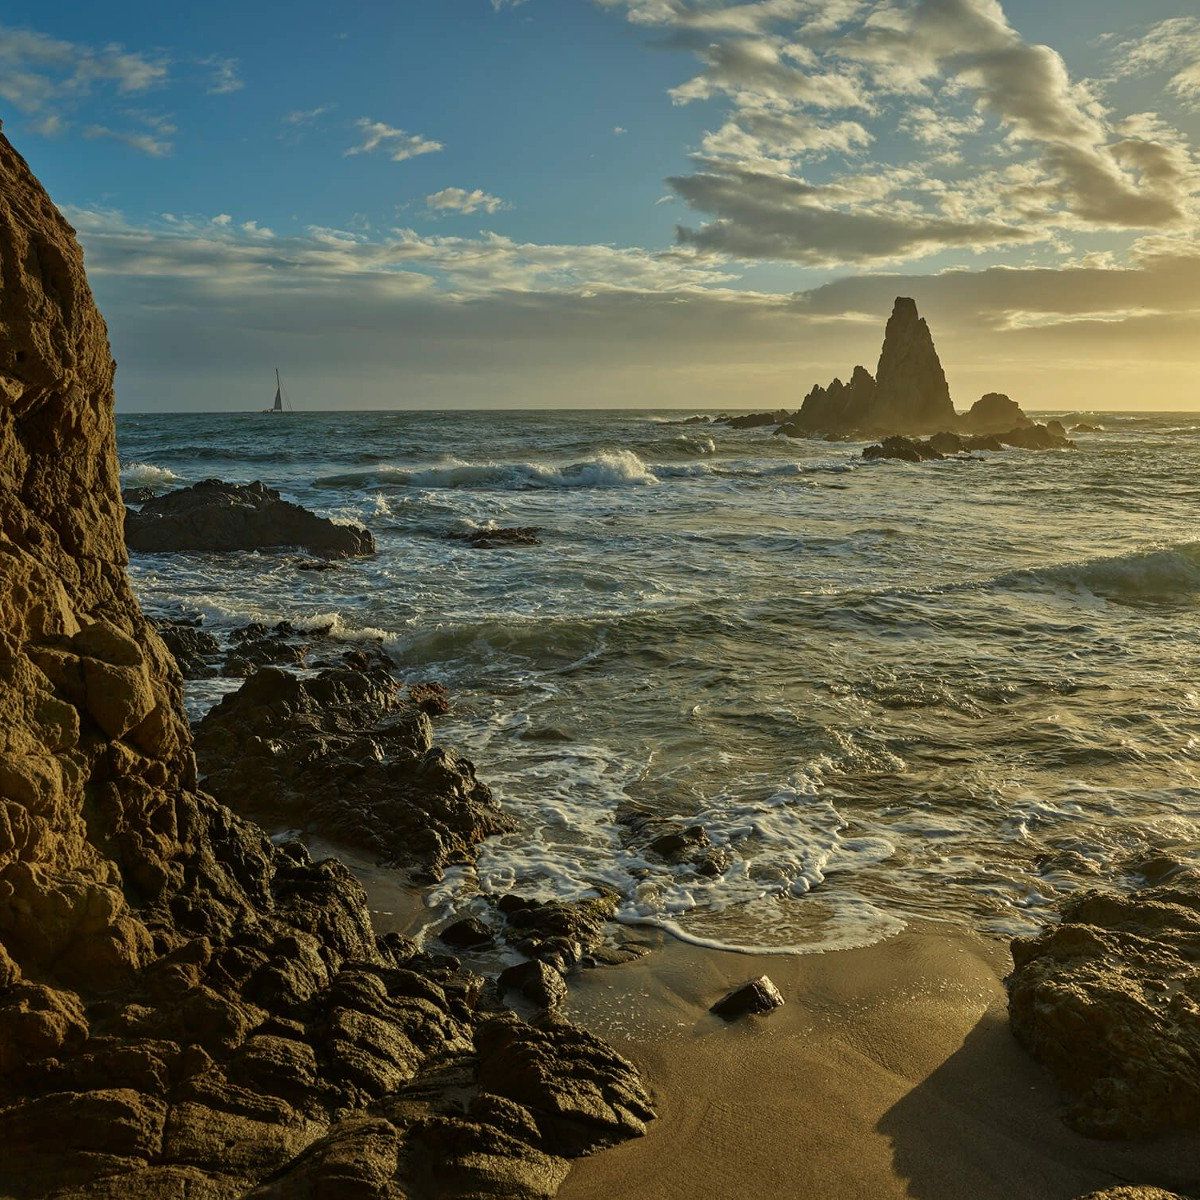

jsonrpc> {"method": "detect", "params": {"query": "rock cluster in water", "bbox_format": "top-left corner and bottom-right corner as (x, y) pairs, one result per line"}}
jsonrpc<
(0, 131), (652, 1198)
(1007, 869), (1200, 1139)
(126, 478), (375, 558)
(711, 297), (1076, 450)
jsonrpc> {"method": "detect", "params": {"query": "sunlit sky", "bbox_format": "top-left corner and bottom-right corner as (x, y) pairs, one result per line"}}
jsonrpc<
(5, 1), (1200, 410)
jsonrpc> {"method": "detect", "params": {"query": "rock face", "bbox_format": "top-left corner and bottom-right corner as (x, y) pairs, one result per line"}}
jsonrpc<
(962, 393), (1032, 434)
(870, 297), (956, 433)
(194, 662), (512, 882)
(125, 479), (374, 558)
(1007, 872), (1200, 1139)
(0, 132), (651, 1198)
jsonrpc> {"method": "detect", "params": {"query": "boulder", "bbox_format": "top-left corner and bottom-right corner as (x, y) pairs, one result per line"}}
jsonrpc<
(961, 393), (1032, 434)
(440, 917), (495, 950)
(1008, 871), (1200, 1138)
(498, 960), (568, 1011)
(409, 680), (451, 715)
(0, 131), (651, 1198)
(718, 409), (791, 429)
(711, 976), (785, 1019)
(125, 479), (374, 558)
(193, 663), (512, 880)
(998, 423), (1075, 450)
(863, 436), (942, 463)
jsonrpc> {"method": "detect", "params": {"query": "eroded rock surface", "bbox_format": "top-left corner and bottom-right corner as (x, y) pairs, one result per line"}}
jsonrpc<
(193, 662), (512, 881)
(0, 131), (651, 1199)
(125, 479), (374, 558)
(1008, 872), (1200, 1138)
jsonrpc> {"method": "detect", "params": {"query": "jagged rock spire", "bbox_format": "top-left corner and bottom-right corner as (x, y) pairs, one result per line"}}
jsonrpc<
(871, 297), (955, 433)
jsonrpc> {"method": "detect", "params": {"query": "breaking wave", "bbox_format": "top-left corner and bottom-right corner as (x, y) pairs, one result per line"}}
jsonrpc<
(121, 462), (180, 488)
(998, 542), (1200, 603)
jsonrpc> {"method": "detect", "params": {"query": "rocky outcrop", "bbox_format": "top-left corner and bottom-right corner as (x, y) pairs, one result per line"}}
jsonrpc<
(1007, 871), (1200, 1139)
(1076, 1191), (1192, 1200)
(0, 131), (651, 1198)
(870, 297), (956, 433)
(1000, 423), (1075, 450)
(125, 479), (374, 558)
(782, 364), (877, 437)
(962, 393), (1032, 435)
(194, 661), (512, 882)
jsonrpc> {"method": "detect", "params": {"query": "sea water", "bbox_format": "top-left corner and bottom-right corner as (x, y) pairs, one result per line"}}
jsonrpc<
(118, 409), (1200, 953)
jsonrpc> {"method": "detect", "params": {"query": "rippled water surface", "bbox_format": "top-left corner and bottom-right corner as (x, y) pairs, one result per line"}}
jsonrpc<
(118, 409), (1200, 952)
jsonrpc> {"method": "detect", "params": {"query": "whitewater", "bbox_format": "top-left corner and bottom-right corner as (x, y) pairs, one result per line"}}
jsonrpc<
(118, 409), (1200, 953)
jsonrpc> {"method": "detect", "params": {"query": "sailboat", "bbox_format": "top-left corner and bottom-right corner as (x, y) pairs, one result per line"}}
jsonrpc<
(264, 368), (291, 413)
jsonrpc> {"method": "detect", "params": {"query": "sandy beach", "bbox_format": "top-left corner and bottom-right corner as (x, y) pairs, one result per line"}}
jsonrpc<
(555, 927), (1199, 1200)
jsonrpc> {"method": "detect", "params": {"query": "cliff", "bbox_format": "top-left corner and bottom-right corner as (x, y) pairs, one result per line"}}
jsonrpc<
(0, 132), (650, 1198)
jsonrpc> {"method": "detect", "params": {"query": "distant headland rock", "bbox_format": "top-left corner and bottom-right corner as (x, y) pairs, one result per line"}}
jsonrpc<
(717, 297), (1075, 451)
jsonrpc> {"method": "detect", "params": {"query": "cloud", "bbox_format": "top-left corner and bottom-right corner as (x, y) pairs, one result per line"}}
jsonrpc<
(1114, 17), (1200, 107)
(0, 24), (166, 119)
(83, 112), (176, 157)
(670, 163), (1032, 264)
(597, 0), (1200, 269)
(614, 125), (628, 135)
(345, 118), (444, 162)
(201, 55), (243, 95)
(284, 104), (334, 126)
(426, 187), (509, 215)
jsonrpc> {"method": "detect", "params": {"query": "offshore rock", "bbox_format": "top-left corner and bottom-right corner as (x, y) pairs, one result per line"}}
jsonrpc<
(0, 131), (650, 1198)
(449, 526), (542, 549)
(193, 663), (513, 880)
(125, 479), (374, 558)
(1007, 872), (1200, 1138)
(999, 423), (1075, 450)
(962, 392), (1032, 434)
(870, 298), (956, 434)
(153, 619), (221, 679)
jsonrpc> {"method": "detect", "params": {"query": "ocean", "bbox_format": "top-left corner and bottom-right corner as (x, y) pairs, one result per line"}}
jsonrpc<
(117, 409), (1200, 954)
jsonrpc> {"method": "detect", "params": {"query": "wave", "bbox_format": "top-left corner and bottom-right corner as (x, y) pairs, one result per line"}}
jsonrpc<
(121, 462), (180, 488)
(315, 450), (661, 491)
(999, 541), (1200, 603)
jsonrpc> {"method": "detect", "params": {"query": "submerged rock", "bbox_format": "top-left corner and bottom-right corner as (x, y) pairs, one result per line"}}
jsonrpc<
(450, 526), (542, 549)
(1007, 871), (1200, 1138)
(194, 662), (512, 880)
(711, 976), (785, 1019)
(863, 435), (942, 463)
(125, 478), (375, 558)
(0, 129), (652, 1199)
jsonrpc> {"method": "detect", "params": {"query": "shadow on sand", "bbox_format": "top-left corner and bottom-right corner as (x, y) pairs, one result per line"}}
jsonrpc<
(879, 1012), (1200, 1200)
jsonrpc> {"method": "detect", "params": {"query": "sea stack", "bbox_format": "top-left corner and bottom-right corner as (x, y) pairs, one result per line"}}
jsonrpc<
(0, 131), (651, 1197)
(870, 297), (956, 434)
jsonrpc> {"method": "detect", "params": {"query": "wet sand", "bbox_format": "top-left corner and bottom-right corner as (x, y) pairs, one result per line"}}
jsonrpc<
(558, 925), (1200, 1200)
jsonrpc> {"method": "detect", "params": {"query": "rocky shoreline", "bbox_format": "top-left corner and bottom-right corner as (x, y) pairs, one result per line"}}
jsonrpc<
(1, 131), (1194, 1200)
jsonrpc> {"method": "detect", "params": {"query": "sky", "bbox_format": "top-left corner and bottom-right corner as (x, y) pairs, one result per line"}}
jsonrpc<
(4, 0), (1200, 411)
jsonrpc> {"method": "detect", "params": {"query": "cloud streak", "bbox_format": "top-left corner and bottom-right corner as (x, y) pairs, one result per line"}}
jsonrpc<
(345, 118), (444, 162)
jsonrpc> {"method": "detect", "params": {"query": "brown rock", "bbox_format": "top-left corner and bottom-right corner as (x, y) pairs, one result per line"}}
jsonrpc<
(711, 976), (785, 1019)
(0, 129), (651, 1199)
(961, 392), (1033, 434)
(125, 479), (374, 558)
(1008, 872), (1200, 1138)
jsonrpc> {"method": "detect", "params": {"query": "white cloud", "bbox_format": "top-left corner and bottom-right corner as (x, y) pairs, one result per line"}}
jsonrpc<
(0, 25), (166, 119)
(201, 55), (243, 95)
(1115, 17), (1200, 107)
(426, 187), (509, 215)
(345, 118), (444, 162)
(614, 125), (628, 135)
(83, 112), (176, 157)
(284, 104), (333, 126)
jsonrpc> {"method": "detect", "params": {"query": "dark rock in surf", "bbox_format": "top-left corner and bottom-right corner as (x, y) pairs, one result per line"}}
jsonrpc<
(450, 526), (542, 550)
(962, 392), (1032, 435)
(999, 423), (1075, 450)
(193, 662), (513, 880)
(125, 478), (375, 558)
(410, 680), (451, 716)
(498, 959), (568, 1011)
(648, 825), (710, 859)
(493, 893), (637, 973)
(863, 436), (943, 463)
(1007, 868), (1200, 1138)
(121, 485), (160, 504)
(718, 409), (791, 430)
(153, 618), (221, 678)
(711, 976), (785, 1020)
(1072, 422), (1104, 433)
(440, 916), (496, 950)
(1046, 420), (1068, 439)
(222, 619), (312, 676)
